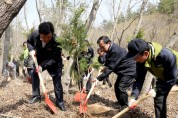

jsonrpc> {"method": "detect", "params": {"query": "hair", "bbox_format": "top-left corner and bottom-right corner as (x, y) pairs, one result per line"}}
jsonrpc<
(23, 41), (27, 46)
(38, 21), (54, 35)
(97, 36), (111, 44)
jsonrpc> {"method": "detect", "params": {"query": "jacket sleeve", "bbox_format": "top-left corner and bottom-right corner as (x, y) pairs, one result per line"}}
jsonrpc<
(131, 62), (147, 99)
(97, 51), (124, 81)
(160, 48), (178, 86)
(27, 31), (38, 51)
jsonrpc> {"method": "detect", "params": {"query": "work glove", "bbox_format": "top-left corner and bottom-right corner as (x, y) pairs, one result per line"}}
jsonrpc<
(148, 89), (156, 97)
(36, 66), (42, 73)
(29, 50), (36, 56)
(128, 98), (137, 109)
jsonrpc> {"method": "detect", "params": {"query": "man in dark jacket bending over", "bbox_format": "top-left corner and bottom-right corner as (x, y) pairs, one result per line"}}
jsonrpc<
(27, 22), (66, 111)
(96, 36), (136, 109)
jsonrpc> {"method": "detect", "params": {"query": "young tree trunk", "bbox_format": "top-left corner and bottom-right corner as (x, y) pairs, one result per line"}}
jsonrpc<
(57, 0), (68, 35)
(110, 0), (122, 42)
(132, 0), (148, 38)
(35, 0), (42, 23)
(85, 0), (101, 34)
(23, 4), (29, 31)
(0, 0), (27, 39)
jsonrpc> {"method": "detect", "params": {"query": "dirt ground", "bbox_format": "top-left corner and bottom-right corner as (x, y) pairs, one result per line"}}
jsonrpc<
(0, 74), (178, 118)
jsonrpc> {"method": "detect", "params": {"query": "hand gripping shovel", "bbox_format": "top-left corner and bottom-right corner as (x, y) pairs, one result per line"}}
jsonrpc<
(74, 68), (94, 102)
(31, 55), (57, 114)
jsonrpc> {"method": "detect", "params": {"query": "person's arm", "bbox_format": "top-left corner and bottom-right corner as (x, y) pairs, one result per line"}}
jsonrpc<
(131, 62), (147, 99)
(97, 51), (125, 81)
(27, 31), (38, 51)
(160, 48), (177, 86)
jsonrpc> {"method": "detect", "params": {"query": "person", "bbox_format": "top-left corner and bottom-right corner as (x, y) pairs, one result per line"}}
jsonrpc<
(95, 36), (136, 109)
(97, 48), (112, 87)
(77, 44), (94, 92)
(126, 39), (178, 118)
(4, 61), (16, 81)
(27, 21), (66, 111)
(22, 41), (34, 83)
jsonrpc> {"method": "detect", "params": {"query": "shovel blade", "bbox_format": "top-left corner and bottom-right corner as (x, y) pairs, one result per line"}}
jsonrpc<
(74, 91), (87, 102)
(80, 103), (87, 114)
(44, 93), (57, 114)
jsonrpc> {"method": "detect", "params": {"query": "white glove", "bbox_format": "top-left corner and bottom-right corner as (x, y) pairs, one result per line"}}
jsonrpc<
(128, 98), (136, 107)
(148, 89), (156, 97)
(29, 50), (36, 56)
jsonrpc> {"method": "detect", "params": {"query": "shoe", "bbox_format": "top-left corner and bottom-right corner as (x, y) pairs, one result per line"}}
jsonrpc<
(56, 102), (66, 111)
(28, 96), (41, 104)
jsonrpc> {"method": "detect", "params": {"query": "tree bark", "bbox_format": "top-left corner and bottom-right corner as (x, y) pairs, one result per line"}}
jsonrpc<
(0, 0), (27, 39)
(165, 32), (178, 48)
(85, 0), (101, 34)
(132, 0), (148, 38)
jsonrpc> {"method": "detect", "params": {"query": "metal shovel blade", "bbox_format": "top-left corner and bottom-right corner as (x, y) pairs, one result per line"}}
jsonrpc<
(44, 92), (57, 114)
(74, 91), (87, 102)
(80, 102), (87, 114)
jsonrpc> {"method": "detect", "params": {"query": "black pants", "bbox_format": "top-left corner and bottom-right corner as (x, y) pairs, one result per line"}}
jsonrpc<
(154, 80), (173, 118)
(114, 75), (135, 107)
(31, 66), (64, 104)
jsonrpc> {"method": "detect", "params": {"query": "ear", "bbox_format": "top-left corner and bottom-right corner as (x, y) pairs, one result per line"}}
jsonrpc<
(144, 51), (150, 57)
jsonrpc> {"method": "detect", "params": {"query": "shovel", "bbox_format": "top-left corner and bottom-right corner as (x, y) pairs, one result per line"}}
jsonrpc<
(31, 55), (57, 114)
(79, 69), (101, 114)
(74, 68), (94, 102)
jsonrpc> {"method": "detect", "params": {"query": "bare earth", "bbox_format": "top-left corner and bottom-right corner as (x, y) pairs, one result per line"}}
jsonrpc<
(0, 75), (178, 118)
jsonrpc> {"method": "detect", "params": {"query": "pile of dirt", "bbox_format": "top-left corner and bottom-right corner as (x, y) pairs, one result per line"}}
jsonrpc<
(0, 76), (177, 118)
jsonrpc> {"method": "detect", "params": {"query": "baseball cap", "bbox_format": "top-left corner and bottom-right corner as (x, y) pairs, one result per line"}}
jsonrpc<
(125, 39), (148, 59)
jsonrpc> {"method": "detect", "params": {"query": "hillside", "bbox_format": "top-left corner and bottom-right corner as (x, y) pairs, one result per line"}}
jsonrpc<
(0, 73), (177, 118)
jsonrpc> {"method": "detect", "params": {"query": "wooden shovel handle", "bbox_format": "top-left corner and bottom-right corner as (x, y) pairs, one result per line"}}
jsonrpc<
(112, 94), (151, 118)
(31, 55), (46, 93)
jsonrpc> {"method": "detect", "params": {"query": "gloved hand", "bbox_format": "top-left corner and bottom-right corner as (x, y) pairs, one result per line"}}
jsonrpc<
(128, 98), (136, 107)
(148, 89), (156, 97)
(29, 50), (36, 56)
(36, 66), (42, 73)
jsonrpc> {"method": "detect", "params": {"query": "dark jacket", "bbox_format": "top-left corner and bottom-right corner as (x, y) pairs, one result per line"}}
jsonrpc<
(79, 46), (94, 64)
(97, 43), (136, 81)
(27, 30), (63, 70)
(98, 53), (106, 64)
(131, 44), (178, 99)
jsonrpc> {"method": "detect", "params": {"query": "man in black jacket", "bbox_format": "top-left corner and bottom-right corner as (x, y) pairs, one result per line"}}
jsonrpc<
(27, 22), (66, 111)
(96, 36), (136, 109)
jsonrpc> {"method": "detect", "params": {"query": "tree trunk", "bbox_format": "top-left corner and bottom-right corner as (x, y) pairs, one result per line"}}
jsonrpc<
(140, 72), (154, 94)
(0, 0), (27, 39)
(132, 0), (148, 38)
(3, 26), (11, 72)
(110, 0), (122, 42)
(85, 0), (101, 34)
(57, 0), (68, 35)
(23, 4), (29, 31)
(35, 0), (42, 23)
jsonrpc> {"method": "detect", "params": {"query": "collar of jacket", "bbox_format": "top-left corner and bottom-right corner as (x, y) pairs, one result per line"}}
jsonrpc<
(145, 42), (162, 68)
(108, 42), (113, 52)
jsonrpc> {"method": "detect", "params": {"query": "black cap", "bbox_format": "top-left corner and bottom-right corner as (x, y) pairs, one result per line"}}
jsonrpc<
(125, 39), (148, 59)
